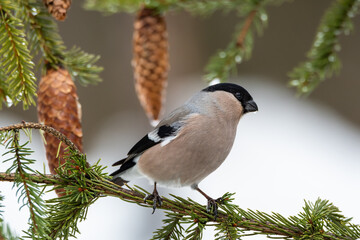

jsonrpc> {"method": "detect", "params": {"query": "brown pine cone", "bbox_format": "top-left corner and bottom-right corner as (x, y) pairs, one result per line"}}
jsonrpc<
(133, 7), (169, 125)
(43, 0), (72, 21)
(37, 67), (82, 187)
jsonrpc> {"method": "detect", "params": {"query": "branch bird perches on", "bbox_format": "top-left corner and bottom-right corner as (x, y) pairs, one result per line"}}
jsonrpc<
(0, 122), (359, 239)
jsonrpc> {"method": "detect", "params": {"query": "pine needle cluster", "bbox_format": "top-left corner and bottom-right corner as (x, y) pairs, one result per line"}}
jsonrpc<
(43, 150), (105, 239)
(289, 0), (360, 94)
(0, 0), (103, 109)
(0, 125), (110, 239)
(2, 129), (48, 238)
(0, 1), (37, 109)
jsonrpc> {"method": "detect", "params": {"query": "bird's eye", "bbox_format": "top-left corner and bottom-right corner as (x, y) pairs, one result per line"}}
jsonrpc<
(235, 92), (242, 99)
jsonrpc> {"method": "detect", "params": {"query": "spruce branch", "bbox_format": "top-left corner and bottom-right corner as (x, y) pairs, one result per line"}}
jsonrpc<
(84, 0), (360, 96)
(83, 0), (267, 16)
(1, 170), (359, 239)
(2, 129), (48, 237)
(13, 130), (38, 231)
(1, 127), (359, 239)
(0, 172), (56, 184)
(152, 211), (185, 240)
(18, 0), (103, 86)
(84, 0), (238, 14)
(0, 1), (37, 109)
(0, 0), (102, 110)
(214, 217), (243, 239)
(63, 47), (103, 86)
(83, 0), (273, 83)
(0, 122), (80, 153)
(184, 220), (205, 239)
(236, 9), (257, 48)
(204, 1), (265, 82)
(289, 0), (360, 95)
(17, 0), (66, 64)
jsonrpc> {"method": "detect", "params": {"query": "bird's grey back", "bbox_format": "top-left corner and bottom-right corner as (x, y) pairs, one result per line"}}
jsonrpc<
(156, 91), (211, 127)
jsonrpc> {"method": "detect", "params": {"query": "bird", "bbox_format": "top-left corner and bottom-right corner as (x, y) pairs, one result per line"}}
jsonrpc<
(110, 83), (258, 216)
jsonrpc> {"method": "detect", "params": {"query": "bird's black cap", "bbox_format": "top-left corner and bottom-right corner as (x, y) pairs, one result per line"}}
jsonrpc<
(202, 83), (258, 113)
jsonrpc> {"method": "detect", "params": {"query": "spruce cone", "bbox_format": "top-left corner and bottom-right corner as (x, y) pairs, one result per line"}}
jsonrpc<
(43, 0), (72, 21)
(133, 7), (169, 125)
(37, 68), (82, 187)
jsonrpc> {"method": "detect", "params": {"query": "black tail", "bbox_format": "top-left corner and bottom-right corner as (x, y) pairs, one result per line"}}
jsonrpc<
(110, 176), (129, 186)
(110, 156), (136, 186)
(112, 158), (127, 166)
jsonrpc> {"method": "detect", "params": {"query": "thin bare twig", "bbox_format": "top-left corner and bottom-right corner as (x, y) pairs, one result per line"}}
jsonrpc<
(236, 9), (257, 48)
(0, 172), (56, 184)
(0, 121), (80, 153)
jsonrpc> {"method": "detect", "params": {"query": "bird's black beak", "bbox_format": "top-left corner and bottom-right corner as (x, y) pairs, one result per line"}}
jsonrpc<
(244, 100), (258, 113)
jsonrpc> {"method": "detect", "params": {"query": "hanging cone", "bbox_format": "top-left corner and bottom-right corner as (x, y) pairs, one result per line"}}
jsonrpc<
(132, 7), (169, 125)
(43, 0), (72, 21)
(37, 67), (82, 196)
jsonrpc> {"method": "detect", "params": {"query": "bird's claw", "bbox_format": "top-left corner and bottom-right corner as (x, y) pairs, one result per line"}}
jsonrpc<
(206, 197), (222, 219)
(144, 192), (163, 214)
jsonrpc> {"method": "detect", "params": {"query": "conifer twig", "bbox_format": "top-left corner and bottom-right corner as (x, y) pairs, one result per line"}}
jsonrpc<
(12, 130), (38, 232)
(204, 1), (267, 82)
(2, 122), (360, 239)
(0, 172), (55, 184)
(236, 9), (257, 48)
(0, 3), (37, 109)
(289, 0), (360, 94)
(0, 171), (355, 240)
(0, 122), (80, 153)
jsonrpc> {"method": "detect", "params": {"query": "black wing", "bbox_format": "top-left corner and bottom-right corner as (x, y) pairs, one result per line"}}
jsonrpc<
(110, 124), (180, 175)
(127, 125), (178, 155)
(126, 134), (159, 156)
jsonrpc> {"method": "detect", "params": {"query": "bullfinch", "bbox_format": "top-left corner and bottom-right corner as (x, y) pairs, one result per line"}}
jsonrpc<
(110, 83), (258, 216)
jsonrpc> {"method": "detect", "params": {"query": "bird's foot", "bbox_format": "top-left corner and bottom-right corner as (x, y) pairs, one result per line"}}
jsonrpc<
(206, 197), (222, 219)
(144, 183), (162, 214)
(144, 193), (162, 214)
(194, 186), (223, 219)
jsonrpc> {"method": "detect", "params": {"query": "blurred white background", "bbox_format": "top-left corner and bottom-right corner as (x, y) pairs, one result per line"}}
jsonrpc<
(1, 0), (360, 239)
